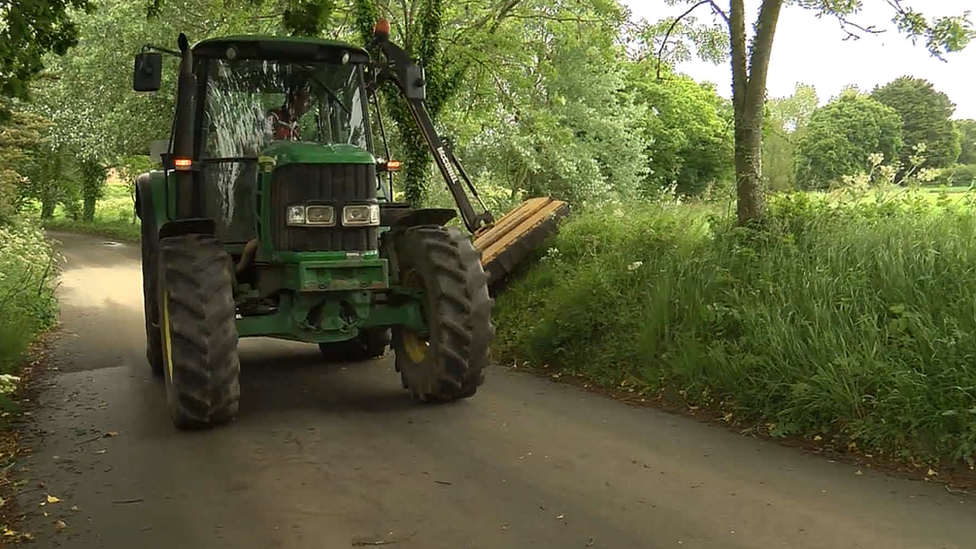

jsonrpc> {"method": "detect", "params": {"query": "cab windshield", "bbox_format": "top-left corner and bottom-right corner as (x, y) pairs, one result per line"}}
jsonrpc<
(202, 57), (369, 159)
(197, 56), (371, 243)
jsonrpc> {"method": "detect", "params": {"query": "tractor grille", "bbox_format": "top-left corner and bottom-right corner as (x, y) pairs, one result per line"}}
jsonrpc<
(270, 163), (379, 252)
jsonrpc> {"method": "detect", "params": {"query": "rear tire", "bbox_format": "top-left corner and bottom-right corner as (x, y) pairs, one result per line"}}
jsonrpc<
(157, 234), (241, 429)
(390, 226), (492, 402)
(140, 202), (164, 377)
(318, 328), (391, 362)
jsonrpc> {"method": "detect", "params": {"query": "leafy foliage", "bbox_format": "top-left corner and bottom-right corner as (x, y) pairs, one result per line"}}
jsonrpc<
(447, 0), (647, 206)
(0, 108), (49, 223)
(870, 76), (962, 175)
(794, 90), (903, 189)
(762, 83), (819, 191)
(494, 188), (976, 467)
(649, 0), (974, 223)
(0, 0), (92, 105)
(953, 119), (976, 166)
(0, 220), (59, 376)
(626, 65), (733, 198)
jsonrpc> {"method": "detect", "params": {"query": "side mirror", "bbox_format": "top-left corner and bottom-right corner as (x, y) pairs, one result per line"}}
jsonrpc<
(405, 64), (426, 100)
(133, 52), (162, 92)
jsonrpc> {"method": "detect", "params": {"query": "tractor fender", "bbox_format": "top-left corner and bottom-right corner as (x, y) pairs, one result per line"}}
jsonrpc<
(135, 171), (216, 241)
(392, 208), (457, 228)
(158, 218), (217, 240)
(134, 172), (153, 221)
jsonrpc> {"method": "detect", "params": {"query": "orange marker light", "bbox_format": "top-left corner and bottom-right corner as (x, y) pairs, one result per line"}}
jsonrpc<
(373, 18), (391, 40)
(386, 159), (402, 171)
(173, 158), (192, 170)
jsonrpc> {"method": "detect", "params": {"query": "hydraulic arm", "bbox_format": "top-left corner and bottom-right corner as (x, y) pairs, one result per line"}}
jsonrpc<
(369, 21), (494, 235)
(368, 20), (571, 287)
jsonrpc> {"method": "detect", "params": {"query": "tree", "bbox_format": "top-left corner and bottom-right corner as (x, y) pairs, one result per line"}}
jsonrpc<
(953, 119), (976, 165)
(763, 83), (818, 191)
(627, 66), (733, 197)
(448, 0), (647, 206)
(0, 0), (92, 108)
(870, 76), (962, 175)
(0, 107), (49, 223)
(655, 0), (974, 225)
(793, 90), (903, 189)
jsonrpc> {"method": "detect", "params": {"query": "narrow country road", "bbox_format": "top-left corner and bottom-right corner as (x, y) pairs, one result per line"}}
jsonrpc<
(12, 231), (976, 549)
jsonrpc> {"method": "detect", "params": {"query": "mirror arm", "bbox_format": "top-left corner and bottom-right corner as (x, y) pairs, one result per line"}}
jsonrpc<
(140, 43), (183, 58)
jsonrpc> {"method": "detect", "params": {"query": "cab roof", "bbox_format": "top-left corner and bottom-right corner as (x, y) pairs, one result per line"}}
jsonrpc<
(192, 35), (370, 64)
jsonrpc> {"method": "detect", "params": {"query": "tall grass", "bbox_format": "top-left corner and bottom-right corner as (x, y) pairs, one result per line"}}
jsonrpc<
(494, 187), (976, 466)
(0, 220), (60, 378)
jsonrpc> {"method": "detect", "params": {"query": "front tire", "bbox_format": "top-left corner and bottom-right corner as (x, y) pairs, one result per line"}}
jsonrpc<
(139, 201), (164, 377)
(157, 234), (241, 429)
(391, 226), (492, 402)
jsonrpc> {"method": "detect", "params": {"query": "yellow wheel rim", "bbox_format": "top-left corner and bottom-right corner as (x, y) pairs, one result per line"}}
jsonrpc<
(402, 329), (429, 363)
(401, 269), (429, 363)
(161, 292), (174, 380)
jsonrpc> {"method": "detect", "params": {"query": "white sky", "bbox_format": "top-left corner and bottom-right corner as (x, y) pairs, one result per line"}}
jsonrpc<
(620, 0), (976, 120)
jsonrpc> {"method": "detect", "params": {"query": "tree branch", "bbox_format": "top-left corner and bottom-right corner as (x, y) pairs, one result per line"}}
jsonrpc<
(654, 0), (730, 80)
(655, 0), (709, 80)
(729, 0), (747, 117)
(745, 0), (784, 114)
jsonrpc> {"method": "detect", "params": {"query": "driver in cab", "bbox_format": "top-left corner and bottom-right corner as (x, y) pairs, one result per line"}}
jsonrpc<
(268, 86), (311, 140)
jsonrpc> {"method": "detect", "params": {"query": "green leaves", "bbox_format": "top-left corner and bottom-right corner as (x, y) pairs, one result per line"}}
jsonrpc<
(0, 0), (94, 102)
(871, 77), (963, 174)
(794, 90), (904, 189)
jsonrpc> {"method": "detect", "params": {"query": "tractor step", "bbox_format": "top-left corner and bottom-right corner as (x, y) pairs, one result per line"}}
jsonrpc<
(473, 197), (570, 287)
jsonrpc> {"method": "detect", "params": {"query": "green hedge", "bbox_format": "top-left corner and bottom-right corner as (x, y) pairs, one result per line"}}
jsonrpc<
(0, 220), (60, 379)
(494, 189), (976, 466)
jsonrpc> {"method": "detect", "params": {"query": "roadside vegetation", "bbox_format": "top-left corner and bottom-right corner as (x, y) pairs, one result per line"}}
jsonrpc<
(3, 0), (976, 471)
(496, 184), (976, 468)
(0, 221), (59, 410)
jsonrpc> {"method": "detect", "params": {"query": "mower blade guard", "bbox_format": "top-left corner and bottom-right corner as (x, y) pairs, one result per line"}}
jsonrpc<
(473, 197), (570, 287)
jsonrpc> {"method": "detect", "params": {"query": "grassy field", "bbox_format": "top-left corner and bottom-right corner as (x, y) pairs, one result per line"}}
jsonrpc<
(493, 185), (976, 468)
(30, 183), (141, 242)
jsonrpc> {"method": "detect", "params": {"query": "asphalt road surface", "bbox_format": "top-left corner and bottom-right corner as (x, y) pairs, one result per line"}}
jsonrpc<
(12, 231), (976, 549)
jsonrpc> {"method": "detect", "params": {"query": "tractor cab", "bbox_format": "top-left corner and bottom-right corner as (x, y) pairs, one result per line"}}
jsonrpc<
(135, 36), (394, 255)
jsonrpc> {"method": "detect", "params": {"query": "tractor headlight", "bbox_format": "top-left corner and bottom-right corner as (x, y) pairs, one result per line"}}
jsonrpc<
(342, 204), (380, 227)
(305, 205), (335, 226)
(286, 205), (306, 226)
(286, 205), (336, 226)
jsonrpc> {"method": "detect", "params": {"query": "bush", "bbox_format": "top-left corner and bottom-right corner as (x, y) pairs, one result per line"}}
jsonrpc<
(494, 188), (976, 466)
(931, 164), (976, 187)
(0, 220), (60, 376)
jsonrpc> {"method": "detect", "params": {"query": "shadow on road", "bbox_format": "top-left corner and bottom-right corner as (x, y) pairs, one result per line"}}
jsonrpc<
(231, 339), (422, 421)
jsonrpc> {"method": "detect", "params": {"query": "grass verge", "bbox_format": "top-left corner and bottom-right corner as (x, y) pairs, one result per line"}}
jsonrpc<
(0, 219), (60, 383)
(41, 218), (140, 243)
(0, 218), (60, 538)
(493, 186), (976, 471)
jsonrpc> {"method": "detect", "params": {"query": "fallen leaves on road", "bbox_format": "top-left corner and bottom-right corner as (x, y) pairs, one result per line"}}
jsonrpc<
(55, 519), (67, 532)
(46, 494), (60, 504)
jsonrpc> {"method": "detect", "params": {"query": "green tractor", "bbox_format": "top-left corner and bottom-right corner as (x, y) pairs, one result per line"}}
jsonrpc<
(132, 21), (567, 429)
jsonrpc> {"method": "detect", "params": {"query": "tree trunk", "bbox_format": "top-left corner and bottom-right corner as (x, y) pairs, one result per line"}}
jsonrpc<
(41, 199), (56, 220)
(729, 0), (784, 226)
(82, 195), (97, 222)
